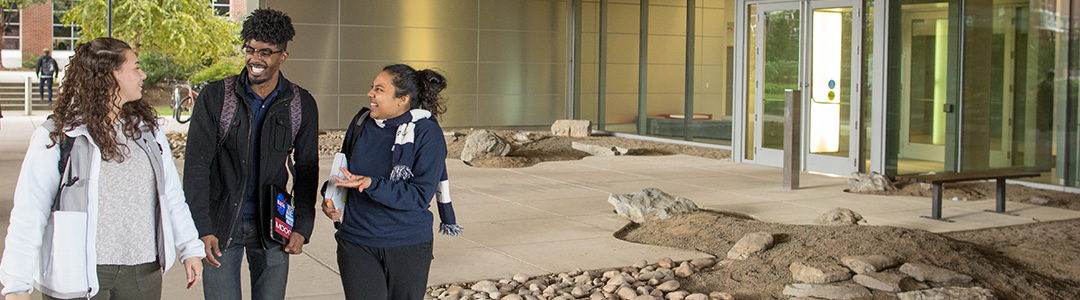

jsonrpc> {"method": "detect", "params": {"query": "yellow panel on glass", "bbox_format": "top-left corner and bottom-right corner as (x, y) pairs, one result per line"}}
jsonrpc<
(810, 9), (842, 154)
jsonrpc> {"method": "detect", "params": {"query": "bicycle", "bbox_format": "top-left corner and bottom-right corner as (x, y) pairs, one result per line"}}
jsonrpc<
(168, 79), (203, 124)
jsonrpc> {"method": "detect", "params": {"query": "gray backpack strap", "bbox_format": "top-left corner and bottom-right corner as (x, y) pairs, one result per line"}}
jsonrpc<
(289, 83), (302, 142)
(42, 116), (82, 212)
(219, 76), (239, 144)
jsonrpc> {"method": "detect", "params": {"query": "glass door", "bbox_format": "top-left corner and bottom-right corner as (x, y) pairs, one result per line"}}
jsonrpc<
(752, 1), (802, 167)
(899, 8), (949, 173)
(804, 1), (860, 175)
(750, 0), (860, 176)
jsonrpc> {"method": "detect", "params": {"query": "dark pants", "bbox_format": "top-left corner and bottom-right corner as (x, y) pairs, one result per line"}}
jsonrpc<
(43, 262), (161, 300)
(336, 235), (433, 300)
(39, 77), (54, 102)
(202, 220), (290, 300)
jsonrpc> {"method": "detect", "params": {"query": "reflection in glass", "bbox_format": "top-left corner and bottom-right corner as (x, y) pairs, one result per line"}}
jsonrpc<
(745, 4), (756, 160)
(762, 9), (800, 150)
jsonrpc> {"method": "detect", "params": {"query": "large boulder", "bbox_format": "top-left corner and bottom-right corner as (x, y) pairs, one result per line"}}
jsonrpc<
(461, 129), (512, 162)
(607, 188), (699, 224)
(847, 172), (897, 192)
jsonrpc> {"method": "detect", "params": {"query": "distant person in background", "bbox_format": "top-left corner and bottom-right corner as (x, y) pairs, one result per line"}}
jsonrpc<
(36, 49), (59, 103)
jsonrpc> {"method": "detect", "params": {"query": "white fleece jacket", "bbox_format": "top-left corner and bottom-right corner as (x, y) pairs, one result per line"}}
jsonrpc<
(0, 121), (205, 297)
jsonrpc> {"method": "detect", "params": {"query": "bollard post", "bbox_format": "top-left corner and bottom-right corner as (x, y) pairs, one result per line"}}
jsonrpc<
(24, 76), (31, 115)
(783, 89), (801, 190)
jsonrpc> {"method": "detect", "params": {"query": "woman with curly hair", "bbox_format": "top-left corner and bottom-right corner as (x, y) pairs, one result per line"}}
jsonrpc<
(0, 37), (205, 300)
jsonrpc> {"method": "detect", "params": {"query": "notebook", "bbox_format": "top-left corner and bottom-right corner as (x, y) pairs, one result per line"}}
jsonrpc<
(325, 152), (348, 223)
(267, 184), (294, 245)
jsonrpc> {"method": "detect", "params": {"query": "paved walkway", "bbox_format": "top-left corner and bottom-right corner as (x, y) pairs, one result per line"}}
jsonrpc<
(1, 112), (1078, 299)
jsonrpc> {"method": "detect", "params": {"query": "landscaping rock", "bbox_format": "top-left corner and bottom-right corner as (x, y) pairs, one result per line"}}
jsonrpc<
(899, 263), (973, 284)
(471, 280), (499, 294)
(841, 255), (900, 274)
(572, 142), (644, 156)
(782, 283), (872, 299)
(853, 272), (921, 292)
(814, 208), (864, 225)
(689, 257), (716, 269)
(727, 232), (774, 260)
(897, 287), (997, 300)
(608, 188), (700, 224)
(789, 262), (852, 283)
(673, 262), (694, 277)
(847, 172), (897, 192)
(552, 119), (592, 137)
(655, 257), (674, 269)
(461, 129), (512, 162)
(709, 292), (734, 300)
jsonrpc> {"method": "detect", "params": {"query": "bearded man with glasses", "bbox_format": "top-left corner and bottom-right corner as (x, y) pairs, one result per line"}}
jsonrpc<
(182, 8), (319, 300)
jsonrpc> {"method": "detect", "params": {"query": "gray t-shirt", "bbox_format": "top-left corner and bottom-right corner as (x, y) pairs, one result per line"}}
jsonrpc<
(96, 130), (158, 265)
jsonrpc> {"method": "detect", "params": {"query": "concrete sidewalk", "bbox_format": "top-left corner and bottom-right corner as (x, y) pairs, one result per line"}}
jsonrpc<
(2, 112), (1078, 299)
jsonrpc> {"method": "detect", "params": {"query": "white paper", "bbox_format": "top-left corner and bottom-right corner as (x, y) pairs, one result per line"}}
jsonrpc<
(326, 152), (348, 222)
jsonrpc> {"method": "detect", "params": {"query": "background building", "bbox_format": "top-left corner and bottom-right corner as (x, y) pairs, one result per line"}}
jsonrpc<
(1, 0), (248, 70)
(266, 0), (1078, 190)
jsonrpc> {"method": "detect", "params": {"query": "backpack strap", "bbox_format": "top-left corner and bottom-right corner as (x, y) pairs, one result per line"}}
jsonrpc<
(341, 107), (370, 160)
(42, 116), (78, 212)
(289, 83), (302, 142)
(219, 76), (239, 144)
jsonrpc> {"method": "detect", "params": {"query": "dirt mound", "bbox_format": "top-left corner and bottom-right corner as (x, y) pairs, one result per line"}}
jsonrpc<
(615, 210), (1080, 300)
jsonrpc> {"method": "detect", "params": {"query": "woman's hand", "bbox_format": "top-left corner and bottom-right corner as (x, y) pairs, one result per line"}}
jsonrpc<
(322, 198), (342, 221)
(184, 257), (204, 290)
(5, 293), (30, 300)
(332, 167), (371, 192)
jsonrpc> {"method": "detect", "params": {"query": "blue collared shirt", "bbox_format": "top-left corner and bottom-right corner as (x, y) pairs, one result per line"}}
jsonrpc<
(243, 74), (283, 219)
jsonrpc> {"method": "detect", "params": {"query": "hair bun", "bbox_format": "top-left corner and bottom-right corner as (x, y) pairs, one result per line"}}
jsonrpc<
(419, 69), (447, 92)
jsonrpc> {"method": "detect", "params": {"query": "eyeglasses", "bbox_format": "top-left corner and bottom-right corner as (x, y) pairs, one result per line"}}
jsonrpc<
(243, 45), (284, 58)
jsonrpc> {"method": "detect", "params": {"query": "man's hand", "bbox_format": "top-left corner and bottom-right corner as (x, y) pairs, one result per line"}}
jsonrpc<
(183, 257), (204, 290)
(200, 235), (222, 267)
(5, 293), (30, 300)
(283, 233), (306, 254)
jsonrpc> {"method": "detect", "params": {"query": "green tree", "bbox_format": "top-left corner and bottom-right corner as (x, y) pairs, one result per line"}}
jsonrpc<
(61, 0), (241, 74)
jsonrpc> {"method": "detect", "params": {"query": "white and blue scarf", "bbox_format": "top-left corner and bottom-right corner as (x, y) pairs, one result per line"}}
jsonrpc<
(375, 109), (462, 236)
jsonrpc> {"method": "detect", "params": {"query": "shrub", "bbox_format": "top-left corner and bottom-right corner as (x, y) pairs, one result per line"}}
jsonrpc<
(22, 53), (39, 70)
(189, 55), (244, 85)
(139, 50), (196, 85)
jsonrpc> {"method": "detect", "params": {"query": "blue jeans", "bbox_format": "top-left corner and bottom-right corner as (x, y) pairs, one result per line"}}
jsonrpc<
(202, 220), (289, 300)
(39, 77), (53, 102)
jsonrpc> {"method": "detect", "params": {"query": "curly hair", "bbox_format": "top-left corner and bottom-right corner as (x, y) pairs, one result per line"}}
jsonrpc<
(241, 8), (295, 49)
(382, 64), (448, 119)
(49, 37), (158, 162)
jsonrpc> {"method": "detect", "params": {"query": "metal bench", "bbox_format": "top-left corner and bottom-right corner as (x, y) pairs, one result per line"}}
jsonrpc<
(895, 170), (1041, 222)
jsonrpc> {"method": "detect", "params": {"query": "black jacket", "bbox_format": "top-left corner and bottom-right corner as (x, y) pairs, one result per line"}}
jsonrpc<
(183, 70), (319, 250)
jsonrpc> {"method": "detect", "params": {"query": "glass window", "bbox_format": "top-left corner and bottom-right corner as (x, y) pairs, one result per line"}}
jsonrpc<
(212, 0), (230, 16)
(53, 1), (79, 51)
(968, 0), (1071, 185)
(3, 6), (19, 50)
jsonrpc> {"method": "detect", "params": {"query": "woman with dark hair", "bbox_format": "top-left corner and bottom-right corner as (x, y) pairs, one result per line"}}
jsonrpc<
(323, 64), (460, 299)
(0, 37), (205, 300)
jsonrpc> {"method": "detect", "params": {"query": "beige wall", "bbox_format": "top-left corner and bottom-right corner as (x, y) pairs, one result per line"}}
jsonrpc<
(262, 0), (569, 130)
(580, 0), (734, 126)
